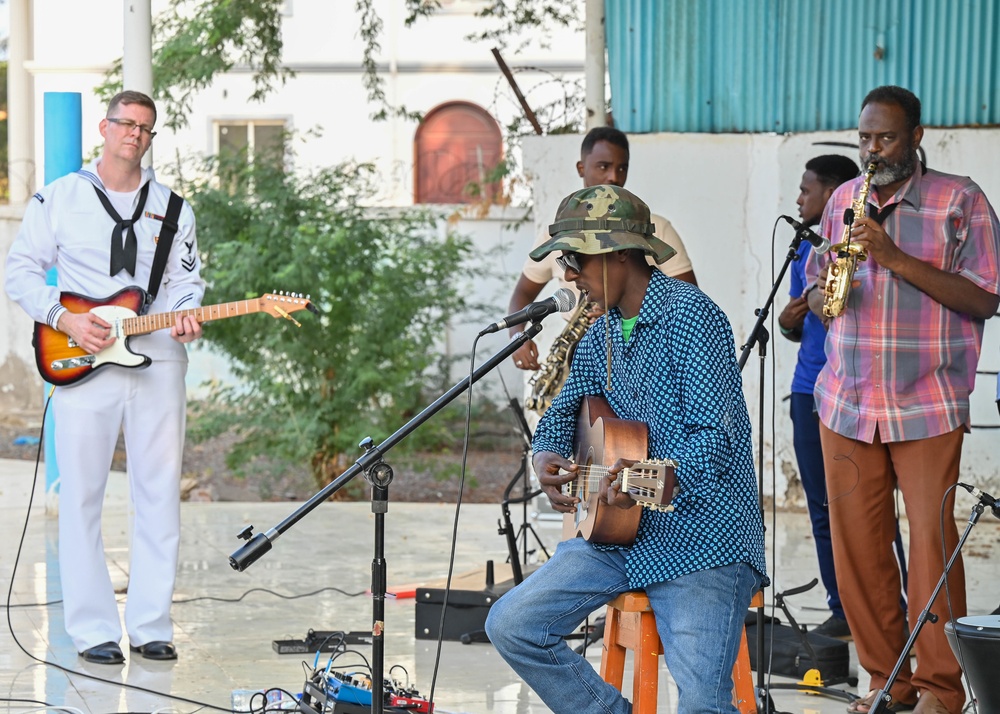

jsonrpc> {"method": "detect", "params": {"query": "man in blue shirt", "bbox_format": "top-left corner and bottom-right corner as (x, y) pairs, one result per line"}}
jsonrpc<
(486, 185), (767, 714)
(777, 155), (858, 639)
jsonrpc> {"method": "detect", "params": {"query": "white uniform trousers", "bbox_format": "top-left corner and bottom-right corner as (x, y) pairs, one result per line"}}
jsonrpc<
(53, 359), (187, 652)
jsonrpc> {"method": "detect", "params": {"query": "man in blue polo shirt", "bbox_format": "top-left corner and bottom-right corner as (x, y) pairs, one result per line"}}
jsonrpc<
(778, 155), (858, 639)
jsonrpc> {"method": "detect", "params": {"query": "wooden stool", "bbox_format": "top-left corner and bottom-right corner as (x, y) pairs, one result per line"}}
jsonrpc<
(599, 590), (764, 713)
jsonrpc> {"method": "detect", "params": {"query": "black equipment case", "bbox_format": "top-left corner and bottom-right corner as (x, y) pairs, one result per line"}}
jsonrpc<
(745, 621), (850, 680)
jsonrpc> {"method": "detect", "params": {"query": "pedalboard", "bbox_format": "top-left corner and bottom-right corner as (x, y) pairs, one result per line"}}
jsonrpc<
(298, 669), (432, 714)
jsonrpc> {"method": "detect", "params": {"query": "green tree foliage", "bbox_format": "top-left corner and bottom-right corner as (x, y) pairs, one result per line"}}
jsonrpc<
(460, 0), (582, 51)
(361, 0), (581, 121)
(96, 0), (290, 131)
(177, 149), (474, 486)
(98, 0), (579, 129)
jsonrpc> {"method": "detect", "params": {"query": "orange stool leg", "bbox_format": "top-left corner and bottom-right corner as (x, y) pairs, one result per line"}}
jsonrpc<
(632, 607), (661, 713)
(600, 593), (662, 714)
(599, 601), (627, 689)
(732, 591), (764, 714)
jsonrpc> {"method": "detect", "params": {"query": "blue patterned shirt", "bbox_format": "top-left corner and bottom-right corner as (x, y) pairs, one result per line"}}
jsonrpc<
(532, 271), (768, 589)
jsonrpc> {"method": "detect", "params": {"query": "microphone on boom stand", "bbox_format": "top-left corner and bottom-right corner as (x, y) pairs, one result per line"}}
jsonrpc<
(781, 215), (831, 253)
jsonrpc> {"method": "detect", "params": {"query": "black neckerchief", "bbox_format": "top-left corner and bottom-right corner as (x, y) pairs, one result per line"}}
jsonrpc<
(93, 182), (150, 277)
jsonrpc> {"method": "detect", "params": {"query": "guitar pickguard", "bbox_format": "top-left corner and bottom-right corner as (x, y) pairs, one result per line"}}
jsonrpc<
(86, 304), (145, 369)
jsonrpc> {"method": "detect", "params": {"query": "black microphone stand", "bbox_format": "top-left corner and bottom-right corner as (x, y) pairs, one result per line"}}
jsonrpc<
(229, 322), (544, 714)
(867, 496), (988, 714)
(740, 227), (860, 710)
(739, 226), (858, 712)
(497, 397), (549, 585)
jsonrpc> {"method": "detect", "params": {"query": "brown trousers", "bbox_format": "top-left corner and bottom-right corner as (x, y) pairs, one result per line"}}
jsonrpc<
(819, 424), (966, 714)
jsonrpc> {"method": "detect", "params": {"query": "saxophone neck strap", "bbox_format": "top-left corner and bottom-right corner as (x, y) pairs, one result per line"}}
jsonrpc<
(867, 163), (923, 225)
(867, 201), (901, 225)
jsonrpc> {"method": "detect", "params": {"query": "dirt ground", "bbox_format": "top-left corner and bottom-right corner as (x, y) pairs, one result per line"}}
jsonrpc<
(0, 411), (529, 504)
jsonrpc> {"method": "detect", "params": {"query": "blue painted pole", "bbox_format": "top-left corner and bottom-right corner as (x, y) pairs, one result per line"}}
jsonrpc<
(42, 92), (83, 501)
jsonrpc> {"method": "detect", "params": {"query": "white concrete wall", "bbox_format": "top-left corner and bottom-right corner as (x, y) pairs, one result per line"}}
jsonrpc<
(523, 129), (1000, 502)
(0, 204), (39, 416)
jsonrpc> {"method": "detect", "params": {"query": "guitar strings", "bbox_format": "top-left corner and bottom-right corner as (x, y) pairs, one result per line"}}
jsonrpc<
(562, 464), (664, 491)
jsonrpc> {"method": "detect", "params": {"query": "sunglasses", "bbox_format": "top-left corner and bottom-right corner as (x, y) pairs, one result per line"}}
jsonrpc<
(556, 252), (583, 273)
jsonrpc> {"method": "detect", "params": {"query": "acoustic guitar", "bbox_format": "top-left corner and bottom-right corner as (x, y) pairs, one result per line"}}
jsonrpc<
(34, 286), (315, 386)
(562, 395), (678, 545)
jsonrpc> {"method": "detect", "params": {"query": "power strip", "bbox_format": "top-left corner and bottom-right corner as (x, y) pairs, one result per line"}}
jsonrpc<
(272, 629), (373, 655)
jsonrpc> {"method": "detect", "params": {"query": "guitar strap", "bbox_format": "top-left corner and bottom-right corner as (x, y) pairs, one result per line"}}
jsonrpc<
(144, 191), (184, 309)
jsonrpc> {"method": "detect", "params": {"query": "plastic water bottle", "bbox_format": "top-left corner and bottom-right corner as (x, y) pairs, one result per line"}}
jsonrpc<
(231, 689), (258, 713)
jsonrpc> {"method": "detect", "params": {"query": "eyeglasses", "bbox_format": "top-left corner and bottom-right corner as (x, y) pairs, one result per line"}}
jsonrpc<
(556, 252), (583, 273)
(107, 117), (157, 139)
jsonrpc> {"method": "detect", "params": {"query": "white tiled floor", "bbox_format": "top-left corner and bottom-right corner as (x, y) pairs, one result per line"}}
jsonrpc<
(2, 458), (997, 714)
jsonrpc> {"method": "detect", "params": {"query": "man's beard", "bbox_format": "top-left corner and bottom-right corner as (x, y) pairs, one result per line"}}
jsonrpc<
(863, 148), (917, 187)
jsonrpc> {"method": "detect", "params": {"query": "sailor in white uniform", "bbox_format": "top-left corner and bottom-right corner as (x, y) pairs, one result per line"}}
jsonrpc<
(4, 91), (205, 664)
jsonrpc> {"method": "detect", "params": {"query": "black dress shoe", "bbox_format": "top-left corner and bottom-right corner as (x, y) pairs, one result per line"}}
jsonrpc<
(79, 641), (125, 664)
(129, 641), (177, 660)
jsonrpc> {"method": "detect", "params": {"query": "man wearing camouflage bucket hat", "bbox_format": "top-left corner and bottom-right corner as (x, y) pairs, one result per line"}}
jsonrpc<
(508, 126), (697, 374)
(531, 184), (675, 264)
(486, 185), (767, 714)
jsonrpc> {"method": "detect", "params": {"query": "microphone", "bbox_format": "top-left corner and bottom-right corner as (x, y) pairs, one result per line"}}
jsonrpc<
(957, 482), (1000, 519)
(782, 216), (831, 253)
(480, 288), (576, 335)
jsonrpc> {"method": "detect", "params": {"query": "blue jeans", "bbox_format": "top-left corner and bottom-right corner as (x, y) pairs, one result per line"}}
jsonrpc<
(485, 537), (761, 714)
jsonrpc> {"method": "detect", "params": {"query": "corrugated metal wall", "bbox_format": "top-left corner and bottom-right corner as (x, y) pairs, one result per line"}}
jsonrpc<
(606, 0), (1000, 133)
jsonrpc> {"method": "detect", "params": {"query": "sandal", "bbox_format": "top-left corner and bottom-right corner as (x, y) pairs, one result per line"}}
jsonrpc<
(846, 689), (917, 714)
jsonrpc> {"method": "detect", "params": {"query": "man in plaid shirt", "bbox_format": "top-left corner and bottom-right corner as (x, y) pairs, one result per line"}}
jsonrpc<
(807, 86), (1000, 714)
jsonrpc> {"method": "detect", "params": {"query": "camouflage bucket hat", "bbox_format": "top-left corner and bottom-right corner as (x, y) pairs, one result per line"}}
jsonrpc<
(529, 184), (676, 265)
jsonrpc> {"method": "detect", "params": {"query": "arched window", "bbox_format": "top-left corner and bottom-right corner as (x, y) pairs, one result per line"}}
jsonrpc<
(414, 101), (503, 204)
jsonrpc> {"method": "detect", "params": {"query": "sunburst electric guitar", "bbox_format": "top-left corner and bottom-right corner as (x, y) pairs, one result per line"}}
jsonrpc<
(562, 395), (679, 545)
(34, 286), (316, 386)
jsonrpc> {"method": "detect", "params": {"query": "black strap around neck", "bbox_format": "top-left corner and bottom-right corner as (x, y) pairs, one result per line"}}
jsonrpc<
(866, 163), (925, 225)
(94, 182), (150, 277)
(867, 201), (901, 225)
(145, 191), (184, 304)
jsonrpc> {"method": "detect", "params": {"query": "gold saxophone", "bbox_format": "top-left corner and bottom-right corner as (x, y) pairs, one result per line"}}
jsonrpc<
(525, 298), (595, 416)
(823, 161), (879, 318)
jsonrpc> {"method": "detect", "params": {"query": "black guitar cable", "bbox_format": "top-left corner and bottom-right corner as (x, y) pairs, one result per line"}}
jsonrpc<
(3, 390), (236, 713)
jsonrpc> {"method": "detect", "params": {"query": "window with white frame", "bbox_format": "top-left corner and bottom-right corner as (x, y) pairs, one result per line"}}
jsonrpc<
(215, 120), (286, 169)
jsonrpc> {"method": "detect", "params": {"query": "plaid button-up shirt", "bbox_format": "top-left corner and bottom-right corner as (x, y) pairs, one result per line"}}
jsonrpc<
(807, 166), (1000, 443)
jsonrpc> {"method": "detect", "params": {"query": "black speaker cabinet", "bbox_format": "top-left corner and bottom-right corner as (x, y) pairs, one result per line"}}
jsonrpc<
(414, 561), (531, 641)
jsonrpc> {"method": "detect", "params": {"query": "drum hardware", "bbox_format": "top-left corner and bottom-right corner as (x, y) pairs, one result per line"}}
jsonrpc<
(867, 484), (998, 714)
